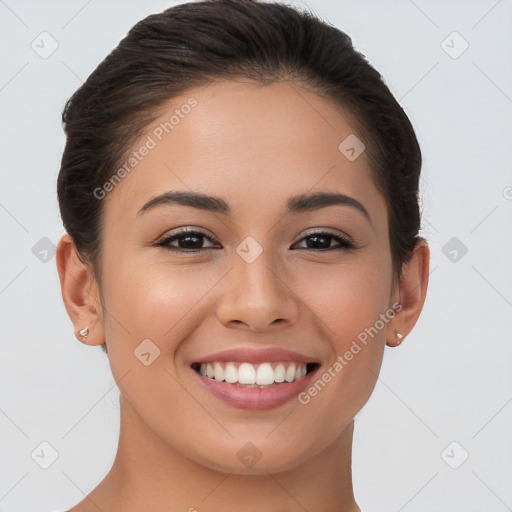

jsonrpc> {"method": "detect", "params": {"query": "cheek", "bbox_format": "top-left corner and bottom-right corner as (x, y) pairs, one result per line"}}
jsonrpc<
(101, 256), (223, 349)
(297, 250), (393, 346)
(98, 259), (227, 431)
(291, 252), (391, 413)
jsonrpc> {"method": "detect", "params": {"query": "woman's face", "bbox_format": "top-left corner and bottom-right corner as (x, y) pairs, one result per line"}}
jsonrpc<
(96, 79), (398, 473)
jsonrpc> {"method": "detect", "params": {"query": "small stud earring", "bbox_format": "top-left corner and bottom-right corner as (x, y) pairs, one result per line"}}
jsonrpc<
(79, 327), (89, 339)
(396, 332), (404, 346)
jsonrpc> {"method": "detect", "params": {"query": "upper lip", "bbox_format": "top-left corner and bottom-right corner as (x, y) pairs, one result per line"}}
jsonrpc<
(191, 347), (320, 365)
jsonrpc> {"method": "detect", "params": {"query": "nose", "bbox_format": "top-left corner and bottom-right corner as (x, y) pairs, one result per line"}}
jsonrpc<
(215, 249), (300, 332)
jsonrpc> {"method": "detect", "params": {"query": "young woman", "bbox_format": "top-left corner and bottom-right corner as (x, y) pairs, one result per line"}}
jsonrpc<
(55, 0), (429, 510)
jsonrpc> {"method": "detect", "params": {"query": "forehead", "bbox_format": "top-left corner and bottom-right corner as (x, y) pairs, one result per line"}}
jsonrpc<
(103, 79), (386, 226)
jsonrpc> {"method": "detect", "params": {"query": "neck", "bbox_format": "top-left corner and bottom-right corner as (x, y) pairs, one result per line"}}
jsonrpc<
(79, 395), (360, 512)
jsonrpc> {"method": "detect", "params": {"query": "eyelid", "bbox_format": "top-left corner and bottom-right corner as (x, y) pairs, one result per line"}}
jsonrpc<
(299, 227), (346, 237)
(296, 227), (353, 243)
(157, 226), (217, 242)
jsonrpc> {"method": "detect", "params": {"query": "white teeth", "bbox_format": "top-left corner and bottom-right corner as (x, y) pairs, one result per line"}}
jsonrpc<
(238, 362), (256, 384)
(214, 362), (224, 381)
(274, 363), (285, 382)
(285, 363), (296, 383)
(197, 361), (310, 386)
(224, 362), (238, 383)
(256, 363), (274, 385)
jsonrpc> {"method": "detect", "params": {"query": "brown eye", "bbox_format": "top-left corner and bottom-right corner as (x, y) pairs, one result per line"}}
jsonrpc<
(293, 231), (355, 251)
(157, 229), (220, 253)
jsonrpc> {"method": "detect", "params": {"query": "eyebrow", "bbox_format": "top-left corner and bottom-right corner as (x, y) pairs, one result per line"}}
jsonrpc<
(137, 190), (371, 223)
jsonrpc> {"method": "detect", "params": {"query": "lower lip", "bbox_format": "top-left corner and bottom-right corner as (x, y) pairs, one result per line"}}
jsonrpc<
(191, 366), (319, 410)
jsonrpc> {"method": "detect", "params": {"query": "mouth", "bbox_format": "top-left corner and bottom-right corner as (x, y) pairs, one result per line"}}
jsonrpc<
(191, 361), (320, 388)
(189, 348), (321, 410)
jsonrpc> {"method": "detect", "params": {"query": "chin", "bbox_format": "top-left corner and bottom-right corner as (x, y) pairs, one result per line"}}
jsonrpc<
(184, 435), (320, 476)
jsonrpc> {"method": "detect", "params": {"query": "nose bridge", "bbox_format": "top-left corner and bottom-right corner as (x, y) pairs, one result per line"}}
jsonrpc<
(236, 246), (281, 298)
(216, 239), (299, 330)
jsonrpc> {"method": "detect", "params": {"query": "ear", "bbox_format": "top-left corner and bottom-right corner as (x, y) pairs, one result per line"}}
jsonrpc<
(386, 238), (430, 347)
(56, 233), (105, 347)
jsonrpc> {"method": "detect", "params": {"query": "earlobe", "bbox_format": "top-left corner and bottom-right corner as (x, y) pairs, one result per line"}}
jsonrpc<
(386, 238), (430, 347)
(56, 234), (105, 347)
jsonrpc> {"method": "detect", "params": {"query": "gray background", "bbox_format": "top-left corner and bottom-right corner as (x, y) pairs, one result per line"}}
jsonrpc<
(1, 0), (511, 511)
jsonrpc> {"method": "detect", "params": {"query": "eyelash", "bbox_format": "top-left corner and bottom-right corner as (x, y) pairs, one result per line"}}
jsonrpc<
(155, 228), (356, 253)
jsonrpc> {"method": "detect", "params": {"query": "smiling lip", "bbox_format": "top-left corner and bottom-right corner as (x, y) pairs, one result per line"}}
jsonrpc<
(190, 347), (320, 410)
(191, 347), (318, 365)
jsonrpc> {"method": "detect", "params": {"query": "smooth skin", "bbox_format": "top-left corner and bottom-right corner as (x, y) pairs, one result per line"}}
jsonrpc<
(57, 79), (429, 512)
